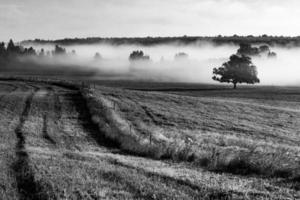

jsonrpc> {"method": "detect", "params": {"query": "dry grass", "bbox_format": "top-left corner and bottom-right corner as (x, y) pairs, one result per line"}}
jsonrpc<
(87, 85), (300, 181)
(0, 78), (298, 199)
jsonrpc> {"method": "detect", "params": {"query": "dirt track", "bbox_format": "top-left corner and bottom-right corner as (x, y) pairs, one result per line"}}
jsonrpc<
(0, 81), (120, 199)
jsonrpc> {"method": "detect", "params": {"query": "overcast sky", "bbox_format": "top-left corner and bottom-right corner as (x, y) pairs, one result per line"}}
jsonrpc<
(1, 0), (300, 41)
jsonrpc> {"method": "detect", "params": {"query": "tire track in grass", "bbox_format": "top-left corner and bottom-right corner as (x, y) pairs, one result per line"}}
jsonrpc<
(106, 159), (237, 200)
(43, 89), (82, 151)
(52, 89), (62, 120)
(41, 87), (57, 146)
(42, 114), (56, 145)
(45, 86), (60, 114)
(12, 87), (53, 200)
(71, 91), (119, 149)
(0, 82), (28, 199)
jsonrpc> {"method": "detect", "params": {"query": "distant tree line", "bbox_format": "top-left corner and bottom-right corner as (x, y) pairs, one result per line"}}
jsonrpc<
(22, 35), (300, 47)
(128, 50), (191, 62)
(0, 40), (78, 62)
(0, 40), (85, 71)
(0, 39), (37, 61)
(237, 43), (276, 58)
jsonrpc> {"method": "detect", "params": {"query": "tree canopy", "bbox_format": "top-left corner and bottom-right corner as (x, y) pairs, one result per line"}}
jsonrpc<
(0, 42), (6, 57)
(237, 43), (277, 58)
(237, 43), (260, 57)
(0, 39), (34, 61)
(129, 50), (150, 61)
(52, 45), (66, 56)
(212, 54), (260, 89)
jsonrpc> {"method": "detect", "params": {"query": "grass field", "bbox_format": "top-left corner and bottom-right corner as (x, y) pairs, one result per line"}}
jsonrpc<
(0, 79), (299, 199)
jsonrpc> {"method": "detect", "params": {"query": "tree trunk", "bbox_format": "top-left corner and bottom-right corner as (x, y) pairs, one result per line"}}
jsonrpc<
(233, 82), (237, 89)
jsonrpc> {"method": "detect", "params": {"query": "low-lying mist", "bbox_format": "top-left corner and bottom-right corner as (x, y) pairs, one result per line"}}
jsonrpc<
(22, 42), (300, 86)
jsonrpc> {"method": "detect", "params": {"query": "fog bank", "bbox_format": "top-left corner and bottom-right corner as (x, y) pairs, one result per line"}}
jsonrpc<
(23, 43), (300, 85)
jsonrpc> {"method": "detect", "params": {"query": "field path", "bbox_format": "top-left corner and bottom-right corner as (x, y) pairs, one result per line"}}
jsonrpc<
(0, 81), (120, 199)
(0, 82), (40, 199)
(12, 86), (45, 200)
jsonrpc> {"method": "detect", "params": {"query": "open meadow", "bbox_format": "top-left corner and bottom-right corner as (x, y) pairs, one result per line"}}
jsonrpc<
(0, 78), (298, 199)
(2, 0), (300, 199)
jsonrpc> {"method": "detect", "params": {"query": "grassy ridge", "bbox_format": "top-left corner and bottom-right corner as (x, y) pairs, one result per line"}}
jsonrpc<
(84, 85), (300, 181)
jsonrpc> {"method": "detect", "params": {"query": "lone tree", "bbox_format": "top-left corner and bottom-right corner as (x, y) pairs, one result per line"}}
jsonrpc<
(212, 54), (260, 89)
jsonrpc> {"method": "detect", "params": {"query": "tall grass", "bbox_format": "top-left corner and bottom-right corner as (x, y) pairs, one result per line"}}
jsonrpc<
(81, 87), (300, 181)
(2, 76), (299, 181)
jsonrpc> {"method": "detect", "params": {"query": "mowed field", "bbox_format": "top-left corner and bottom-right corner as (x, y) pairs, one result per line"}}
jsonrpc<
(0, 79), (299, 199)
